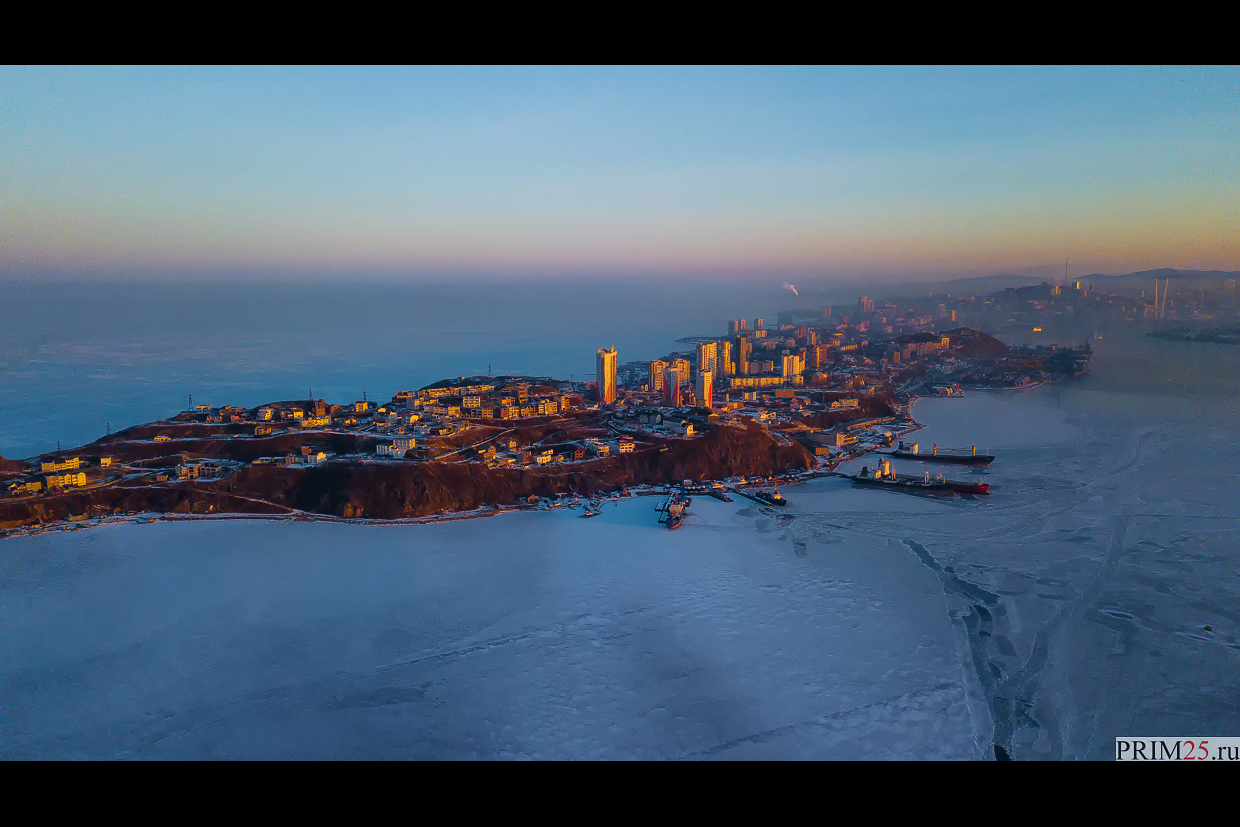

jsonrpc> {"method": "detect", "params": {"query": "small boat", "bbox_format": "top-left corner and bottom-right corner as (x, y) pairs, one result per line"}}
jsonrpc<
(754, 489), (787, 507)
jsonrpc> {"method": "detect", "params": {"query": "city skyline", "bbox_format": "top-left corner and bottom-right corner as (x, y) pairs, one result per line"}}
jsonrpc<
(3, 66), (1237, 283)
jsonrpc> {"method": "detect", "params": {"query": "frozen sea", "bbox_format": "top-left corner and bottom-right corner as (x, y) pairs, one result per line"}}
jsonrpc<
(3, 282), (1240, 759)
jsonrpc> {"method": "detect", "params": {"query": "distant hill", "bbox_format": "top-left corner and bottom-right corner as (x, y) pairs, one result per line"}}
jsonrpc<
(881, 268), (1239, 301)
(1079, 269), (1240, 289)
(881, 273), (1045, 301)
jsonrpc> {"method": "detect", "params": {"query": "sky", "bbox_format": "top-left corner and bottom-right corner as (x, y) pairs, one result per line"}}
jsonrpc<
(1, 65), (1237, 283)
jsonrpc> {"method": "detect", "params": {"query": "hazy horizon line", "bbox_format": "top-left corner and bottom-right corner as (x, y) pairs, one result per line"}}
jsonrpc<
(4, 263), (1235, 288)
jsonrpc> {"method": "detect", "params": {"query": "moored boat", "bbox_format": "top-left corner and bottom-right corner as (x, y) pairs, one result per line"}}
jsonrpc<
(754, 489), (787, 507)
(882, 441), (994, 466)
(845, 457), (989, 495)
(658, 491), (690, 528)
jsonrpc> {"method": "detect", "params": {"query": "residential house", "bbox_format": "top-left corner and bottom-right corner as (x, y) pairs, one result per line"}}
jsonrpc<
(45, 471), (87, 488)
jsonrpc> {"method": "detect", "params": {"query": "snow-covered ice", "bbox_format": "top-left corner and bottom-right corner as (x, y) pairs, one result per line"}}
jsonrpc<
(4, 329), (1240, 759)
(0, 498), (977, 759)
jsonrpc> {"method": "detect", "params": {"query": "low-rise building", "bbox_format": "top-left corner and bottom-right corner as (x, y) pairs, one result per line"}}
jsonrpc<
(618, 436), (636, 453)
(45, 471), (87, 489)
(40, 456), (81, 473)
(153, 435), (171, 443)
(7, 480), (43, 495)
(376, 437), (414, 456)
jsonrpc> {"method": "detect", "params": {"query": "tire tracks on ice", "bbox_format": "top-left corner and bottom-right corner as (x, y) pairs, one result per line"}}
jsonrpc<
(680, 681), (963, 758)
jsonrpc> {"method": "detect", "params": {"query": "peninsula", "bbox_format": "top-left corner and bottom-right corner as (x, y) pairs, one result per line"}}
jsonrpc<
(1, 304), (1093, 534)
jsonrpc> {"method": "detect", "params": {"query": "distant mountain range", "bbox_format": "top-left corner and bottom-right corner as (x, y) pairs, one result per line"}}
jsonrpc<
(881, 268), (1240, 300)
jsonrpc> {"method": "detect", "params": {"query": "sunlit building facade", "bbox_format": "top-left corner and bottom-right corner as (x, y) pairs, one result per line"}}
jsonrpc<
(596, 346), (618, 404)
(649, 359), (668, 393)
(696, 341), (717, 377)
(696, 370), (714, 409)
(664, 368), (681, 407)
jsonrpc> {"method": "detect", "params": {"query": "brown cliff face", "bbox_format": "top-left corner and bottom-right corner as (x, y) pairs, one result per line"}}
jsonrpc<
(0, 422), (812, 527)
(224, 420), (811, 519)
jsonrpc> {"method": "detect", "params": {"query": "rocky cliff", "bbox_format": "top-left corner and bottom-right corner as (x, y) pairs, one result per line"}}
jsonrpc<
(0, 421), (812, 528)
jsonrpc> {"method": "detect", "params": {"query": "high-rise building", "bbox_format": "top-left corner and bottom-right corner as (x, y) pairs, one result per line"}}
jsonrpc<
(736, 337), (752, 375)
(649, 359), (668, 392)
(596, 346), (618, 404)
(695, 370), (714, 409)
(671, 357), (691, 383)
(809, 344), (829, 370)
(728, 318), (747, 335)
(696, 341), (717, 377)
(664, 369), (681, 407)
(754, 318), (764, 330)
(782, 352), (806, 378)
(859, 296), (874, 314)
(716, 340), (734, 376)
(821, 305), (832, 318)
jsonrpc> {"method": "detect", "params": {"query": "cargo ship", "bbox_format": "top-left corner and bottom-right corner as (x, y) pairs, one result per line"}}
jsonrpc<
(844, 457), (989, 495)
(881, 441), (994, 466)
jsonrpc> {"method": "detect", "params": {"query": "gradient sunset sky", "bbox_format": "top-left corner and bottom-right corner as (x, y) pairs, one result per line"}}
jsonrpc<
(2, 65), (1236, 282)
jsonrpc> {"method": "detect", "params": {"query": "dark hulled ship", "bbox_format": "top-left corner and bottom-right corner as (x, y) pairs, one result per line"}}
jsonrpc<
(845, 457), (990, 495)
(882, 441), (994, 466)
